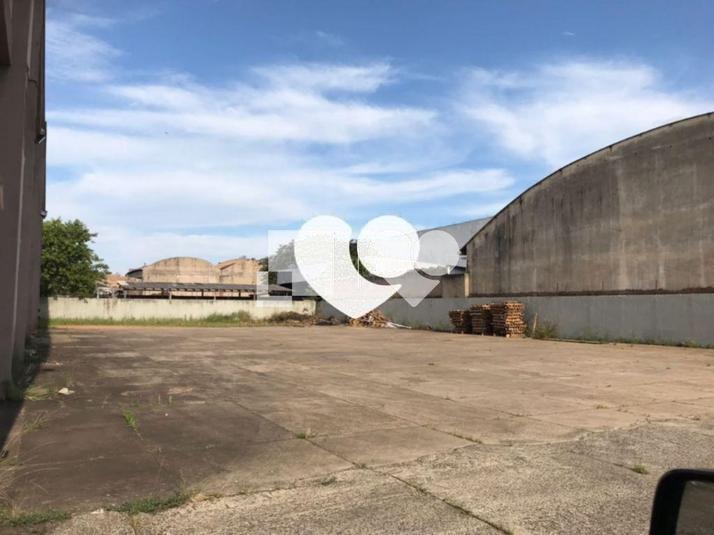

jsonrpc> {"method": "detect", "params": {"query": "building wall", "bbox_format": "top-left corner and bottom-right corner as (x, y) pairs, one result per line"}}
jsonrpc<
(441, 273), (468, 298)
(218, 258), (260, 285)
(317, 295), (714, 346)
(42, 297), (315, 321)
(466, 114), (714, 296)
(0, 0), (45, 385)
(142, 257), (220, 284)
(401, 273), (468, 299)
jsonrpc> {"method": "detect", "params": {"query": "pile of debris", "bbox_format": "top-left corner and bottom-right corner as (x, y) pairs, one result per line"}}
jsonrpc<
(448, 309), (473, 334)
(490, 301), (527, 337)
(449, 301), (526, 337)
(349, 310), (390, 328)
(470, 304), (493, 335)
(268, 311), (317, 326)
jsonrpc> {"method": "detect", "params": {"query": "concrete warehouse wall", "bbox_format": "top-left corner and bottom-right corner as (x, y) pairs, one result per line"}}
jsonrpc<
(466, 113), (714, 296)
(42, 298), (316, 321)
(317, 294), (714, 346)
(0, 0), (46, 385)
(218, 258), (261, 285)
(142, 257), (220, 284)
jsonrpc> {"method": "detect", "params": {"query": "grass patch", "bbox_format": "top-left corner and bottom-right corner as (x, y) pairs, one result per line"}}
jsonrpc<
(527, 328), (714, 349)
(122, 409), (139, 434)
(630, 463), (649, 475)
(0, 507), (70, 527)
(204, 311), (252, 323)
(557, 335), (714, 349)
(48, 316), (257, 328)
(114, 491), (192, 515)
(22, 412), (48, 433)
(21, 384), (54, 401)
(531, 321), (558, 340)
(47, 310), (318, 328)
(294, 429), (316, 439)
(267, 311), (313, 323)
(2, 381), (55, 402)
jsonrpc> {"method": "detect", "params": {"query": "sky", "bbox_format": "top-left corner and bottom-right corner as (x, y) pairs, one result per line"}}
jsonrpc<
(47, 0), (714, 273)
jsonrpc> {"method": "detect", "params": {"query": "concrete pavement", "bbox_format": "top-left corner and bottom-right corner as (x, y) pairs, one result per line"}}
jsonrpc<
(0, 326), (712, 533)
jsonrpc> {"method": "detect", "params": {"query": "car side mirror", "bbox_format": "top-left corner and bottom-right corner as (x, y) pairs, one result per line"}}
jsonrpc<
(650, 469), (714, 534)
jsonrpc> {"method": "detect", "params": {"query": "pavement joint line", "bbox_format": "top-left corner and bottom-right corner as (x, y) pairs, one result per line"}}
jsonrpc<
(298, 430), (514, 534)
(226, 360), (584, 441)
(554, 423), (694, 476)
(381, 470), (513, 534)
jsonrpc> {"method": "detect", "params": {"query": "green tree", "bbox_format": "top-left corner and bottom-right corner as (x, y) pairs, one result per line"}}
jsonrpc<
(40, 218), (109, 297)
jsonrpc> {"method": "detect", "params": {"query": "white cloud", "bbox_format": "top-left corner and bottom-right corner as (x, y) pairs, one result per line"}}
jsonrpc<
(253, 62), (392, 93)
(49, 66), (433, 145)
(459, 60), (713, 167)
(48, 12), (710, 275)
(48, 53), (512, 271)
(46, 15), (120, 82)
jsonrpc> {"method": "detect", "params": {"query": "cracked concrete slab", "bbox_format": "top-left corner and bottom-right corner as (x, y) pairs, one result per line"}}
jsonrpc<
(387, 443), (655, 534)
(431, 414), (583, 445)
(1, 326), (712, 534)
(561, 423), (714, 473)
(49, 511), (135, 535)
(313, 426), (473, 467)
(133, 469), (503, 535)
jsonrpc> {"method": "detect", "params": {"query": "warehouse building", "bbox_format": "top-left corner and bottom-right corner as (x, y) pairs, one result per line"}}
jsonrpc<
(128, 257), (220, 284)
(418, 217), (491, 298)
(122, 256), (287, 299)
(465, 113), (714, 296)
(373, 113), (714, 345)
(217, 257), (262, 285)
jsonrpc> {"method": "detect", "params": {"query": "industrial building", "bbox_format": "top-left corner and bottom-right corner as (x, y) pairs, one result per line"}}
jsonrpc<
(126, 256), (261, 285)
(121, 256), (288, 299)
(417, 217), (491, 298)
(217, 257), (262, 285)
(0, 0), (46, 387)
(374, 113), (714, 345)
(465, 113), (714, 296)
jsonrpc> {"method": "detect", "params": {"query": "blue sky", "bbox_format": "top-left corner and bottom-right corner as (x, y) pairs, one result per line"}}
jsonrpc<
(47, 0), (714, 272)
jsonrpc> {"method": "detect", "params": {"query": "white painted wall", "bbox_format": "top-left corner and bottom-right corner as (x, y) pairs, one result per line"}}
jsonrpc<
(42, 297), (315, 321)
(318, 294), (714, 346)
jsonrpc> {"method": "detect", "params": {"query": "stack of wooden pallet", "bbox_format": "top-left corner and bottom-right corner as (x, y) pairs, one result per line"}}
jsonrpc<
(448, 309), (472, 334)
(490, 301), (526, 337)
(469, 304), (493, 335)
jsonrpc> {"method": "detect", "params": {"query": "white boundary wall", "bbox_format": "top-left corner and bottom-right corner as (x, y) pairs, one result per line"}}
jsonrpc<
(42, 297), (315, 321)
(318, 294), (714, 346)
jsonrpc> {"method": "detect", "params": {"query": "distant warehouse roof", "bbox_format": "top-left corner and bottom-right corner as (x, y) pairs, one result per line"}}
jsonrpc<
(123, 282), (290, 294)
(415, 217), (493, 274)
(417, 217), (491, 252)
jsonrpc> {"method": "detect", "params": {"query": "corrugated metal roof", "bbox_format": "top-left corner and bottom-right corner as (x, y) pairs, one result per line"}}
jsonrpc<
(417, 217), (491, 250)
(124, 282), (290, 293)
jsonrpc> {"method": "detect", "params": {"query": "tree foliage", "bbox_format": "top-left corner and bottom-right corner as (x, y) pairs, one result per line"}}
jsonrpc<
(40, 218), (109, 297)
